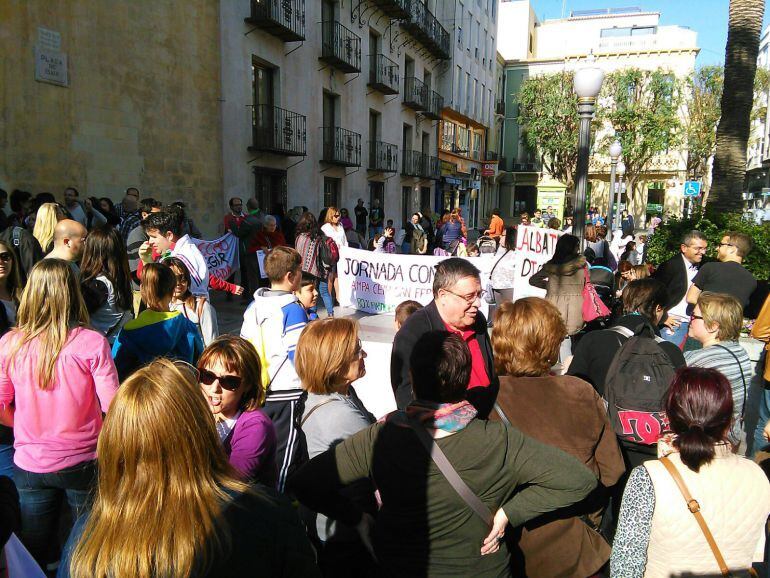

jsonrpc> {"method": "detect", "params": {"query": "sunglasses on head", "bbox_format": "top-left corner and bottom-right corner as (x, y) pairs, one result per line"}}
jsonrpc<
(198, 367), (242, 391)
(0, 252), (12, 263)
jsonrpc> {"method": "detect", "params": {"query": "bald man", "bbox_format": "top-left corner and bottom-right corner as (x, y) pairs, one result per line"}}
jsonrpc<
(45, 219), (87, 271)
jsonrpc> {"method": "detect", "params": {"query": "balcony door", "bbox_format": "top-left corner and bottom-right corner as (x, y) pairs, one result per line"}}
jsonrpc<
(369, 110), (380, 167)
(252, 60), (275, 146)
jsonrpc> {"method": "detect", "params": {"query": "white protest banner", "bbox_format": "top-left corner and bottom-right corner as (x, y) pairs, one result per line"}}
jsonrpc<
(511, 225), (563, 298)
(191, 233), (240, 280)
(337, 246), (495, 315)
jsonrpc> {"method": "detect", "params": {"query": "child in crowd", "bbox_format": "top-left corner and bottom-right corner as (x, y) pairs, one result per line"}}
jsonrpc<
(295, 272), (319, 320)
(394, 300), (423, 330)
(112, 262), (204, 380)
(465, 244), (480, 257)
(167, 257), (219, 346)
(240, 246), (309, 492)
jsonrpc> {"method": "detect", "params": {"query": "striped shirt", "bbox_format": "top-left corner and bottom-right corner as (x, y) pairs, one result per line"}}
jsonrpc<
(685, 341), (751, 445)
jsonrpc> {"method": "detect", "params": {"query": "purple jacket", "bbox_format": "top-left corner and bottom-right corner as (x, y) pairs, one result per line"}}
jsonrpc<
(223, 409), (278, 487)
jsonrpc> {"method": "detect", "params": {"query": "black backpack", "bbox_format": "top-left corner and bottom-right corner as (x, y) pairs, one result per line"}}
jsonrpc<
(603, 324), (675, 450)
(315, 233), (339, 273)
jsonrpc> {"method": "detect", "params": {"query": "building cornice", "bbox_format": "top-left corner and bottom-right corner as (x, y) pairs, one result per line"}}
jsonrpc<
(504, 47), (700, 67)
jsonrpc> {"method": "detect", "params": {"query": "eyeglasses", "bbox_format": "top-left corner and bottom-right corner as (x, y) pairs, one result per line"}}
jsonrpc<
(334, 214), (341, 218)
(443, 288), (483, 305)
(198, 367), (243, 391)
(690, 314), (704, 321)
(0, 252), (13, 263)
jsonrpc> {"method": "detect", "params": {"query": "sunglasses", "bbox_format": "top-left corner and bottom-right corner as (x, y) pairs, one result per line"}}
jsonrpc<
(690, 314), (703, 321)
(0, 252), (12, 263)
(198, 367), (242, 391)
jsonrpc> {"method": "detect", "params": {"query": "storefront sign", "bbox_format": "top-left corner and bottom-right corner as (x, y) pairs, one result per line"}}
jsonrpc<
(481, 163), (497, 177)
(511, 226), (563, 299)
(337, 247), (494, 315)
(440, 160), (457, 176)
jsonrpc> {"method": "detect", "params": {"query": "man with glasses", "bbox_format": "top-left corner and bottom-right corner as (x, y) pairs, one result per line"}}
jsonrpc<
(390, 258), (498, 417)
(652, 230), (708, 349)
(687, 231), (757, 309)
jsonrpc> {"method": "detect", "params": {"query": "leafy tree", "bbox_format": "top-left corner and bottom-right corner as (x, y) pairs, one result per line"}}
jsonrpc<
(710, 0), (766, 213)
(681, 66), (723, 201)
(517, 71), (584, 195)
(598, 69), (682, 217)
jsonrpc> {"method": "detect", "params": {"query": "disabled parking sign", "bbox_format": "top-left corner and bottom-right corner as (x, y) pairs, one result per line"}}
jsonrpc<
(683, 181), (701, 197)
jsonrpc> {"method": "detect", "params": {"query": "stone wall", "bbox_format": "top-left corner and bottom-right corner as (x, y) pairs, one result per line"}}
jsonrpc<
(0, 1), (223, 236)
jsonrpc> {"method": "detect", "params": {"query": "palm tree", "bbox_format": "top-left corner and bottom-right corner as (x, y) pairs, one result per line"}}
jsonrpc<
(710, 0), (765, 212)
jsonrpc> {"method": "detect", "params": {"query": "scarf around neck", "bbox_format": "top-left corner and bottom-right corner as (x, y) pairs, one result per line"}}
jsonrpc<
(405, 400), (478, 433)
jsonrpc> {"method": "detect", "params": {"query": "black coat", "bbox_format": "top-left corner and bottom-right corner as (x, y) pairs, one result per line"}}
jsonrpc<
(390, 301), (498, 418)
(651, 253), (703, 312)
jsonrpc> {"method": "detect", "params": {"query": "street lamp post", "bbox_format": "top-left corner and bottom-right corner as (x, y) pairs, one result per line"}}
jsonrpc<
(572, 55), (604, 245)
(607, 140), (622, 232)
(615, 161), (626, 231)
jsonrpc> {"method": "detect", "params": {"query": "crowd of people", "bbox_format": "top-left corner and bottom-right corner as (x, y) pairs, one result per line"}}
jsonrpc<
(0, 185), (768, 578)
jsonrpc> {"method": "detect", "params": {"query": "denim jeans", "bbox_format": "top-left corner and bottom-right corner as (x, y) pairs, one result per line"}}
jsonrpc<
(14, 460), (97, 565)
(318, 280), (334, 317)
(661, 320), (689, 350)
(752, 388), (770, 457)
(0, 443), (14, 481)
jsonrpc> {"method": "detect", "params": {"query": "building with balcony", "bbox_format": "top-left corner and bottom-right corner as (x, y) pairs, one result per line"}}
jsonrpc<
(746, 24), (770, 210)
(497, 1), (699, 226)
(432, 0), (499, 229)
(220, 0), (449, 231)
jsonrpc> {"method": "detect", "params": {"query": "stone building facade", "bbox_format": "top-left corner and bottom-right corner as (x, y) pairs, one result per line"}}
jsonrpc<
(0, 1), (223, 235)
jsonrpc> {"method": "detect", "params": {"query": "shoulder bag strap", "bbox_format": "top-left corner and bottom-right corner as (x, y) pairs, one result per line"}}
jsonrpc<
(406, 417), (493, 527)
(494, 402), (512, 427)
(713, 344), (749, 420)
(659, 457), (733, 577)
(300, 398), (339, 426)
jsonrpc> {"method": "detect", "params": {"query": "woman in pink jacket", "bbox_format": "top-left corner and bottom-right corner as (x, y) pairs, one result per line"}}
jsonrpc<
(0, 259), (119, 567)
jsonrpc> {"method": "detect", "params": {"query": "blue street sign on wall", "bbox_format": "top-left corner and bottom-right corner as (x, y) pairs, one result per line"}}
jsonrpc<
(684, 181), (701, 197)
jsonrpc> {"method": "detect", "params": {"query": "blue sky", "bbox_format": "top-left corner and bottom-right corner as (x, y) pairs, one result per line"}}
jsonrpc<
(531, 0), (769, 67)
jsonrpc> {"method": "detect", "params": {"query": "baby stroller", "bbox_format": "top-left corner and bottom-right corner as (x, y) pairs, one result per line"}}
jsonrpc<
(477, 235), (498, 255)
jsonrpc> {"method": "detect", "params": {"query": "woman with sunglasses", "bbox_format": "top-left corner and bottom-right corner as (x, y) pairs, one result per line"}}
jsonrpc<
(197, 335), (277, 486)
(294, 318), (375, 575)
(167, 257), (219, 346)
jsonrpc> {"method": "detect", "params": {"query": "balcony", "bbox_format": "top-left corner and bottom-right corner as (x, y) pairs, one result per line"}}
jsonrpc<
(401, 149), (423, 177)
(495, 99), (505, 116)
(322, 126), (361, 167)
(249, 105), (306, 156)
(423, 154), (440, 179)
(401, 0), (450, 60)
(403, 76), (428, 110)
(368, 53), (399, 95)
(370, 0), (410, 19)
(485, 151), (499, 161)
(245, 0), (305, 41)
(509, 161), (542, 173)
(320, 21), (361, 73)
(368, 141), (399, 172)
(423, 90), (444, 119)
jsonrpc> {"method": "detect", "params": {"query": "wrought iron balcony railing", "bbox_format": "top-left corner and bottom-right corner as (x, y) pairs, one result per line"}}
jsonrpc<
(249, 105), (307, 156)
(245, 0), (305, 41)
(368, 53), (400, 95)
(320, 20), (361, 73)
(422, 154), (441, 179)
(401, 149), (423, 177)
(423, 90), (444, 119)
(368, 141), (399, 172)
(403, 76), (428, 110)
(495, 99), (505, 116)
(322, 126), (361, 167)
(370, 0), (410, 19)
(401, 0), (450, 60)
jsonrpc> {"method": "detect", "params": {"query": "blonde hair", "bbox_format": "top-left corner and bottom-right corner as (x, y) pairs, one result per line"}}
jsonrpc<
(295, 318), (358, 394)
(492, 297), (566, 377)
(698, 291), (744, 341)
(33, 202), (60, 251)
(10, 259), (89, 390)
(69, 359), (248, 578)
(324, 206), (340, 224)
(632, 264), (650, 279)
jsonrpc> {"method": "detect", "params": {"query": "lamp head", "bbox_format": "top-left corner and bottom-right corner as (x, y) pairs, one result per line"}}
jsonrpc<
(573, 54), (604, 100)
(617, 161), (626, 176)
(609, 140), (622, 160)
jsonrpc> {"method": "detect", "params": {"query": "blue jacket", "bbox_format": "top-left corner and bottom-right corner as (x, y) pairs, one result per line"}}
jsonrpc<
(111, 310), (204, 380)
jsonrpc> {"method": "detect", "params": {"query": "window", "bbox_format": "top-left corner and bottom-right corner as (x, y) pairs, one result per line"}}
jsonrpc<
(323, 91), (337, 129)
(475, 20), (481, 59)
(467, 10), (472, 49)
(402, 186), (412, 227)
(455, 65), (462, 106)
(252, 60), (274, 108)
(324, 177), (340, 208)
(473, 79), (479, 117)
(254, 167), (286, 214)
(369, 181), (384, 213)
(481, 84), (486, 122)
(457, 125), (469, 154)
(600, 27), (631, 38)
(631, 26), (656, 36)
(465, 72), (471, 114)
(442, 121), (456, 151)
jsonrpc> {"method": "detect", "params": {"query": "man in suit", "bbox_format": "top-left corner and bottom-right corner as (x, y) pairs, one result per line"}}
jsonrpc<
(651, 230), (708, 349)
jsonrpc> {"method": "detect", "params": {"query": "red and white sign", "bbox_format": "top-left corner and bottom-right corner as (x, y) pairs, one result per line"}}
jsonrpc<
(511, 225), (563, 299)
